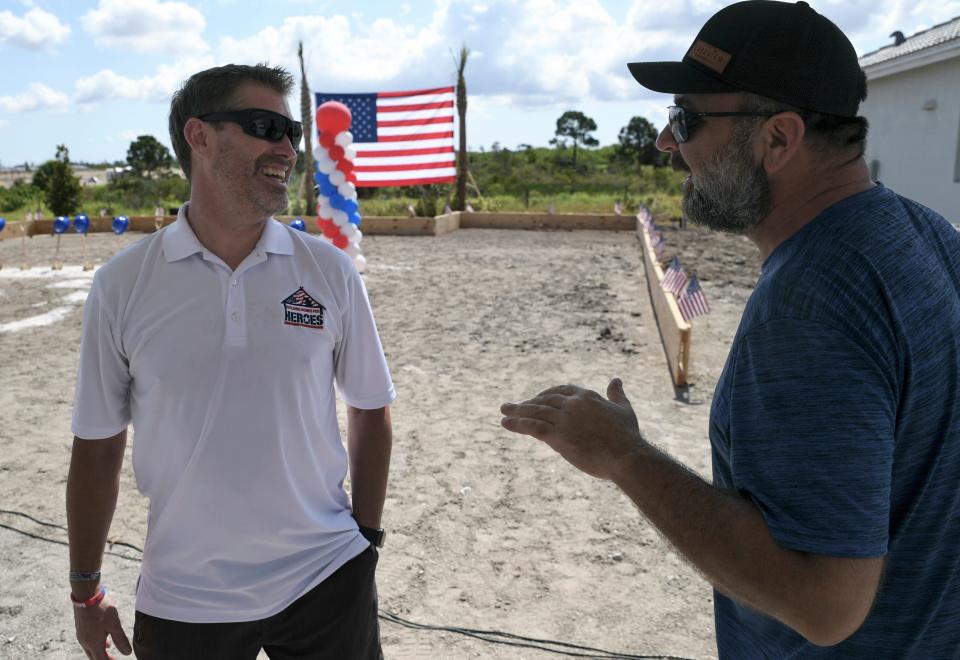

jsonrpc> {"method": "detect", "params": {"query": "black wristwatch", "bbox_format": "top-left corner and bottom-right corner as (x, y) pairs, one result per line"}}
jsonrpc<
(358, 525), (386, 548)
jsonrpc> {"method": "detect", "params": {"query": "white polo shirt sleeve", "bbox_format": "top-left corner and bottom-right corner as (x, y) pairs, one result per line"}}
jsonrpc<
(334, 267), (396, 410)
(72, 273), (132, 440)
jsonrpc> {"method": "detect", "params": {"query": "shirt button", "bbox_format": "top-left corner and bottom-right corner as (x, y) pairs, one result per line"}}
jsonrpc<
(231, 311), (240, 322)
(231, 279), (238, 287)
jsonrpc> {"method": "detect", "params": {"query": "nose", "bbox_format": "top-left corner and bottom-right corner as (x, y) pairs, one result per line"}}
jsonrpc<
(273, 134), (298, 164)
(655, 123), (678, 152)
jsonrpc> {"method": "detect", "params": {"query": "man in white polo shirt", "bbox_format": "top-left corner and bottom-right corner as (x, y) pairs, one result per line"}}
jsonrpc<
(66, 63), (395, 660)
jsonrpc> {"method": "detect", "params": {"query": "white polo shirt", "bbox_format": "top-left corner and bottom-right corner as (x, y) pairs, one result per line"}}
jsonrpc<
(72, 204), (396, 623)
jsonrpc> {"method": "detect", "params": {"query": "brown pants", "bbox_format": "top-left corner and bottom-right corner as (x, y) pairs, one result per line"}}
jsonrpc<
(133, 546), (382, 660)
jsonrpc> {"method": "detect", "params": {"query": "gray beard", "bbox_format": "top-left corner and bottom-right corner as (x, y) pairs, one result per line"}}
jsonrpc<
(681, 123), (772, 235)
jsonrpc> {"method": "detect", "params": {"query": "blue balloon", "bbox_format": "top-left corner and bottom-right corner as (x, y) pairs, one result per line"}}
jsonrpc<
(53, 216), (70, 234)
(349, 211), (362, 226)
(289, 217), (306, 232)
(73, 214), (90, 234)
(320, 182), (337, 198)
(0, 217), (6, 233)
(112, 215), (129, 235)
(342, 199), (359, 215)
(314, 171), (328, 184)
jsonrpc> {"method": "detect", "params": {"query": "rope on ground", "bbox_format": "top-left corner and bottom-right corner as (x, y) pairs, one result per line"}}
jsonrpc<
(0, 509), (699, 660)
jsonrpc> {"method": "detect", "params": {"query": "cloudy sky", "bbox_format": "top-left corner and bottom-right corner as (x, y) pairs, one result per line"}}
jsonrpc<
(1, 0), (958, 166)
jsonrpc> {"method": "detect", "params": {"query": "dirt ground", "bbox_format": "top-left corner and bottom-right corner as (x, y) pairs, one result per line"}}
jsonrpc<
(0, 222), (761, 660)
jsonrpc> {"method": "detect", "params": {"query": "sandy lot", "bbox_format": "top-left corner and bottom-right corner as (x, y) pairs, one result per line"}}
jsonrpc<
(0, 223), (760, 659)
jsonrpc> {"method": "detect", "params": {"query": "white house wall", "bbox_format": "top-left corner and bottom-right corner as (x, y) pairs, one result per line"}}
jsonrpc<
(860, 57), (960, 225)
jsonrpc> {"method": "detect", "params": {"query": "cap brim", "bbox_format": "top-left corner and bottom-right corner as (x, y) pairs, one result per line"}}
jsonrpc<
(627, 61), (738, 95)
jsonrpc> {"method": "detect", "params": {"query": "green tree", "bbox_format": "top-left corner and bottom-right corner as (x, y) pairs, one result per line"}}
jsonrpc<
(31, 146), (69, 192)
(31, 161), (57, 192)
(549, 110), (599, 167)
(45, 161), (81, 216)
(126, 135), (173, 178)
(617, 116), (662, 167)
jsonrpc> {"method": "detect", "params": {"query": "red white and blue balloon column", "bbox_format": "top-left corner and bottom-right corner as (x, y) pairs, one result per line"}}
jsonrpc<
(313, 101), (365, 273)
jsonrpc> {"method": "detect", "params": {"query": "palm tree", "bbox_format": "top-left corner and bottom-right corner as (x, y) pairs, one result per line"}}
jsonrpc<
(298, 41), (316, 216)
(453, 45), (469, 211)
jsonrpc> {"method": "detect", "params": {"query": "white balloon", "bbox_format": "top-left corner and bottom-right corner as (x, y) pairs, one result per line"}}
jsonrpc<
(332, 210), (348, 226)
(318, 159), (336, 175)
(352, 229), (363, 245)
(345, 243), (360, 258)
(337, 181), (357, 198)
(345, 146), (357, 161)
(341, 222), (358, 238)
(353, 254), (366, 272)
(312, 145), (325, 161)
(335, 131), (353, 147)
(318, 203), (334, 219)
(329, 170), (346, 186)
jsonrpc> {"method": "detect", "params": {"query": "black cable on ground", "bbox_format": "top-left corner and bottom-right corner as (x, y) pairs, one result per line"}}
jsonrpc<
(0, 509), (699, 660)
(378, 610), (697, 659)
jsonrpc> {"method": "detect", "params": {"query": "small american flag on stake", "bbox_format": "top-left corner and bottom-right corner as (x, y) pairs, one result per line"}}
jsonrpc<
(677, 276), (711, 322)
(660, 257), (689, 297)
(314, 87), (456, 187)
(652, 231), (665, 258)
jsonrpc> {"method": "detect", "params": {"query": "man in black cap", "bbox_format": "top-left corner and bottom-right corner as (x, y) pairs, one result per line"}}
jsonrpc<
(501, 1), (960, 657)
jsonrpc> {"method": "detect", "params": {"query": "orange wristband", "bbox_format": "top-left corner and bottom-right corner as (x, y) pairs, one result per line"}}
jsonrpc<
(70, 585), (106, 608)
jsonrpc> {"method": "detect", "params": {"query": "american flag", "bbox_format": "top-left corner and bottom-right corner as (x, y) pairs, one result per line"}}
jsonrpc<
(660, 257), (688, 297)
(652, 230), (665, 258)
(314, 87), (456, 188)
(677, 276), (711, 322)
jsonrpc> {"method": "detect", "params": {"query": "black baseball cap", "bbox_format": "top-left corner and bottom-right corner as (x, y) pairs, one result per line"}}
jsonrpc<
(627, 0), (865, 118)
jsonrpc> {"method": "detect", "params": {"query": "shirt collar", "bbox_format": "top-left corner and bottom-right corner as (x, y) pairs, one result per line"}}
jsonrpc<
(162, 202), (294, 263)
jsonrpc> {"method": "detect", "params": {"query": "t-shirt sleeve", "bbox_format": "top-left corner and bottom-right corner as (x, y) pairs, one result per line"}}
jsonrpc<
(333, 269), (396, 409)
(71, 276), (132, 440)
(728, 318), (895, 557)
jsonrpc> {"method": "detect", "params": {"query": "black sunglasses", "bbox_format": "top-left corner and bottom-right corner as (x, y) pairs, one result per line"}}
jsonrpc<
(667, 105), (776, 143)
(198, 108), (303, 147)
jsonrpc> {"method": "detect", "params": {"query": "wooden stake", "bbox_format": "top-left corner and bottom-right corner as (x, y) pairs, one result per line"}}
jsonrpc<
(82, 233), (93, 271)
(20, 223), (28, 270)
(52, 233), (63, 270)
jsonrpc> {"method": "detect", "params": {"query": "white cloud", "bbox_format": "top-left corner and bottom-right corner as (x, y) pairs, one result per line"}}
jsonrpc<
(0, 7), (70, 50)
(215, 12), (448, 92)
(81, 0), (208, 55)
(73, 55), (216, 105)
(0, 82), (70, 112)
(0, 119), (9, 128)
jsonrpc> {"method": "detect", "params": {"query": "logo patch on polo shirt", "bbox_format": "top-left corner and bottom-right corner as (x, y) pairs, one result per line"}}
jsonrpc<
(282, 287), (325, 329)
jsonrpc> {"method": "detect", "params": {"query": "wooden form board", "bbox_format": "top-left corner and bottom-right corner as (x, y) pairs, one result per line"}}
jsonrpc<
(21, 212), (633, 237)
(637, 219), (691, 386)
(459, 212), (635, 231)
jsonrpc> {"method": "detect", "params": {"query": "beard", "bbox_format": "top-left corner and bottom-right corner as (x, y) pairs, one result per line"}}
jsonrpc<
(212, 141), (290, 219)
(677, 122), (772, 235)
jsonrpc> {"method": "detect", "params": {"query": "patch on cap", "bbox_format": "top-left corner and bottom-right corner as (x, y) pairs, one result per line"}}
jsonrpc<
(687, 39), (731, 74)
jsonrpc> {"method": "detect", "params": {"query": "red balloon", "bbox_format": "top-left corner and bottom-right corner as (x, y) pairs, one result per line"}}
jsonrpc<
(337, 159), (354, 174)
(315, 217), (329, 231)
(328, 145), (344, 161)
(318, 131), (335, 148)
(315, 102), (352, 135)
(322, 223), (339, 238)
(333, 234), (349, 249)
(347, 172), (358, 184)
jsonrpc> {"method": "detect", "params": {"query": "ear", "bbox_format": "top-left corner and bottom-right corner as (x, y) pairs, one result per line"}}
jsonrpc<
(759, 112), (806, 175)
(183, 117), (215, 167)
